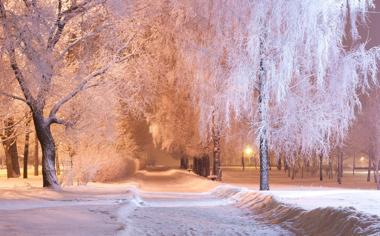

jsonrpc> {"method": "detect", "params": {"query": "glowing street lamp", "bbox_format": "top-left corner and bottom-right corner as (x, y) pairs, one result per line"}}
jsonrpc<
(244, 146), (253, 157)
(242, 145), (253, 171)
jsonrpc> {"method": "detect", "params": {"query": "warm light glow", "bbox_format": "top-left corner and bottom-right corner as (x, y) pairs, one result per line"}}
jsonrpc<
(244, 146), (253, 157)
(360, 156), (365, 162)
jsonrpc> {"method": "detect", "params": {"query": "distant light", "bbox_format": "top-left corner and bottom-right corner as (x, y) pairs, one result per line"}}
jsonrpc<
(360, 156), (365, 162)
(244, 146), (253, 157)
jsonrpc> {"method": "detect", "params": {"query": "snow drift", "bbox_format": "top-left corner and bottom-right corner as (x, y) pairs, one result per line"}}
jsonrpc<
(212, 185), (380, 236)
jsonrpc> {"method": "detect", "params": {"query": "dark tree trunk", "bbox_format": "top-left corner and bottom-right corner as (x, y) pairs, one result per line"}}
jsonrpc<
(180, 157), (187, 169)
(277, 157), (282, 170)
(241, 154), (245, 171)
(56, 151), (61, 176)
(207, 155), (210, 177)
(353, 153), (355, 176)
(373, 159), (377, 183)
(32, 112), (59, 189)
(341, 155), (344, 177)
(23, 117), (31, 179)
(10, 141), (20, 176)
(34, 133), (39, 176)
(291, 163), (295, 180)
(1, 117), (20, 178)
(319, 154), (323, 181)
(203, 155), (210, 177)
(367, 151), (372, 182)
(337, 149), (342, 184)
(211, 114), (221, 180)
(284, 158), (288, 172)
(192, 157), (197, 173)
(4, 147), (16, 178)
(328, 156), (332, 179)
(375, 159), (380, 190)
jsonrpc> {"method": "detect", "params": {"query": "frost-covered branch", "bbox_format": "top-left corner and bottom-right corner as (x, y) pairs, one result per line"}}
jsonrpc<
(49, 45), (133, 124)
(47, 0), (105, 50)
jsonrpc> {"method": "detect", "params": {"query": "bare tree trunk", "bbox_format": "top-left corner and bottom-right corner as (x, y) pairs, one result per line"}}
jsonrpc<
(337, 149), (342, 184)
(373, 160), (377, 184)
(284, 158), (288, 173)
(32, 112), (59, 189)
(1, 117), (20, 178)
(340, 152), (344, 178)
(56, 151), (61, 176)
(375, 159), (380, 190)
(319, 154), (323, 181)
(34, 133), (39, 176)
(9, 140), (20, 176)
(291, 163), (295, 180)
(211, 113), (221, 180)
(204, 155), (210, 177)
(277, 157), (282, 170)
(367, 150), (372, 182)
(4, 148), (16, 178)
(328, 156), (333, 179)
(241, 154), (245, 171)
(23, 116), (31, 179)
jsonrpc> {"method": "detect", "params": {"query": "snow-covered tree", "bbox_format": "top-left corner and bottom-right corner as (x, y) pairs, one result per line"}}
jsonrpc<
(0, 0), (134, 189)
(167, 0), (380, 190)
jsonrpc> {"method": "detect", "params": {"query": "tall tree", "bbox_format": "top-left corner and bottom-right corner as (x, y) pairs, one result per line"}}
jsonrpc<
(0, 0), (133, 189)
(196, 0), (380, 190)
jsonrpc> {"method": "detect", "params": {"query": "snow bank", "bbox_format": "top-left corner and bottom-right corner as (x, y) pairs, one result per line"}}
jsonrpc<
(211, 185), (380, 236)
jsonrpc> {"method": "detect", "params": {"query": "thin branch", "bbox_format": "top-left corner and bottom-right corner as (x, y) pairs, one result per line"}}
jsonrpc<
(0, 91), (27, 103)
(22, 0), (36, 8)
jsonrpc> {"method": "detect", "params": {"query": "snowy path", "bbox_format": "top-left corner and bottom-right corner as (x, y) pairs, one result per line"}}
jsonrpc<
(1, 169), (380, 235)
(120, 191), (291, 236)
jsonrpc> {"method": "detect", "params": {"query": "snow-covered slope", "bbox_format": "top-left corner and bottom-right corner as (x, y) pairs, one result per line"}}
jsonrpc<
(212, 185), (380, 236)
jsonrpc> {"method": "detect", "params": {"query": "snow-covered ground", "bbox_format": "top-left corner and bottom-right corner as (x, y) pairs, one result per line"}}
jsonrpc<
(222, 166), (380, 216)
(118, 190), (290, 235)
(0, 168), (379, 235)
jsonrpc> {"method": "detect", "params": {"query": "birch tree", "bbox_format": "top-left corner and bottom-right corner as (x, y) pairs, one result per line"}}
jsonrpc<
(225, 0), (380, 190)
(166, 0), (380, 190)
